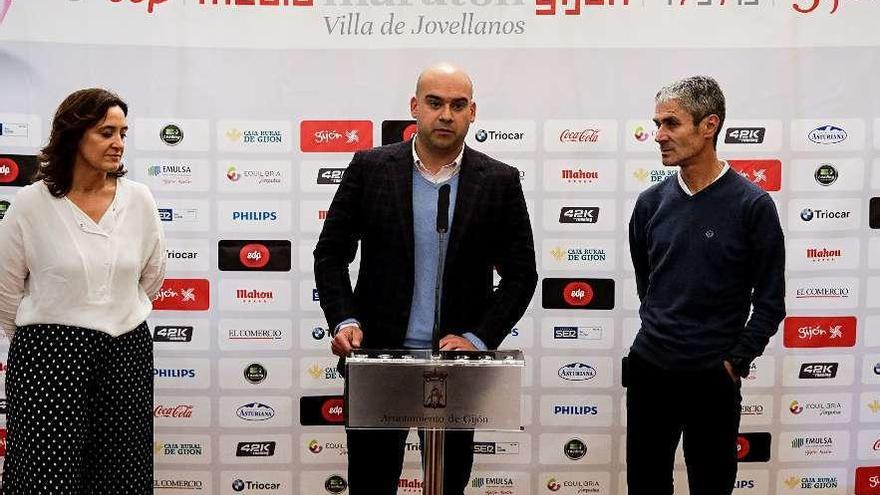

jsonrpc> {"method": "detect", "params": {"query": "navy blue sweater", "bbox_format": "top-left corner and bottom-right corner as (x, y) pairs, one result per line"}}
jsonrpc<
(628, 168), (786, 371)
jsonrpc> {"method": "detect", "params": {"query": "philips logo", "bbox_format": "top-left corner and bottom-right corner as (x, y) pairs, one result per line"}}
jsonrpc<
(553, 405), (598, 415)
(154, 368), (196, 378)
(232, 211), (278, 221)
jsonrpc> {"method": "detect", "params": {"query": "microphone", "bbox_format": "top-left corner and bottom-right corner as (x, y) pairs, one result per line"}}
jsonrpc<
(436, 184), (451, 234)
(433, 183), (451, 354)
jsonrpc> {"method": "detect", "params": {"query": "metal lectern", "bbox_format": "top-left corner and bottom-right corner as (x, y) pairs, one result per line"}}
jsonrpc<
(345, 349), (525, 495)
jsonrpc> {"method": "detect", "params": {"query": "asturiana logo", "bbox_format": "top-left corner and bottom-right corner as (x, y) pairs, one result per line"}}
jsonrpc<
(808, 125), (847, 145)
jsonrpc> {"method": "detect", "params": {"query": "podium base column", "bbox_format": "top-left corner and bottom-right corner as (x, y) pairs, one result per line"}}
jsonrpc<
(422, 428), (445, 495)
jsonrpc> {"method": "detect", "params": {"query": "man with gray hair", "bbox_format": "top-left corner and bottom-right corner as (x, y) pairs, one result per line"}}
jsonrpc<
(625, 76), (785, 495)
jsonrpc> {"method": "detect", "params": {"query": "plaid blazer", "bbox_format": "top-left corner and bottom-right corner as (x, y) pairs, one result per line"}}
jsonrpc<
(314, 139), (537, 350)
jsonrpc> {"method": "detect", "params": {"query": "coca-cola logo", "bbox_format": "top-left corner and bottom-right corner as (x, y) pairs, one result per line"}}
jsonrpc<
(0, 157), (20, 183)
(239, 243), (270, 269)
(559, 128), (600, 143)
(321, 398), (344, 423)
(154, 404), (194, 419)
(562, 281), (593, 306)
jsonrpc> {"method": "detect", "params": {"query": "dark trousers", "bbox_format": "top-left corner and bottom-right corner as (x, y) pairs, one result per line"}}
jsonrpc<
(625, 351), (742, 495)
(346, 428), (475, 495)
(1, 323), (153, 495)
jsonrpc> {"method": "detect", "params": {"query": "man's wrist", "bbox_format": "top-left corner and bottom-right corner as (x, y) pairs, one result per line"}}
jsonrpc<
(333, 319), (360, 337)
(726, 355), (752, 378)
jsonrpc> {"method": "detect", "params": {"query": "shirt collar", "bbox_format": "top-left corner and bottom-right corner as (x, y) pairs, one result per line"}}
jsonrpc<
(412, 135), (463, 184)
(677, 160), (729, 196)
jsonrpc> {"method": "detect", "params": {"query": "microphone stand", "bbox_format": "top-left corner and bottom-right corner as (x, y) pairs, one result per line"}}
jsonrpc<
(425, 184), (449, 495)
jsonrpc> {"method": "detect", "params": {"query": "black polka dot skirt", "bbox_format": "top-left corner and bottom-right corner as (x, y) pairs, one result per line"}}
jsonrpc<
(1, 322), (153, 495)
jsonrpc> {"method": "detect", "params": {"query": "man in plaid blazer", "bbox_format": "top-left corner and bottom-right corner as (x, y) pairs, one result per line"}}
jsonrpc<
(314, 63), (537, 495)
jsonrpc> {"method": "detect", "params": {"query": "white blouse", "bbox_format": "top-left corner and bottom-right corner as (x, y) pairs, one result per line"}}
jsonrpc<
(0, 178), (166, 338)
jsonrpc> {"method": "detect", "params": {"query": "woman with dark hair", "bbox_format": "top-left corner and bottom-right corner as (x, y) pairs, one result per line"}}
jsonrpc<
(0, 88), (165, 494)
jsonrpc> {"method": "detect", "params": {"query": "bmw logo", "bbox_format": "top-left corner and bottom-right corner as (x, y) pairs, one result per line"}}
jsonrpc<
(800, 208), (814, 221)
(475, 129), (488, 142)
(312, 327), (326, 340)
(232, 479), (245, 492)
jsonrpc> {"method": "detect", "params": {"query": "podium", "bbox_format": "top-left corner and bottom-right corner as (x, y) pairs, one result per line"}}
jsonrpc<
(345, 349), (525, 495)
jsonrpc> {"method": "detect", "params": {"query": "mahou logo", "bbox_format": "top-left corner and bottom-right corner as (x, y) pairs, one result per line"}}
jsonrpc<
(559, 128), (600, 143)
(152, 279), (210, 311)
(239, 244), (270, 269)
(153, 404), (194, 419)
(300, 120), (373, 152)
(236, 288), (275, 304)
(783, 316), (856, 348)
(728, 159), (782, 192)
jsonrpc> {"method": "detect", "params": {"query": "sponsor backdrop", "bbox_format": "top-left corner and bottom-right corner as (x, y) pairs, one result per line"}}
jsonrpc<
(2, 1), (880, 494)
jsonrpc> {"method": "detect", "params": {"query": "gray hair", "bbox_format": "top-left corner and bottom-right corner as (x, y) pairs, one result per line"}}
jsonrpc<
(655, 75), (726, 148)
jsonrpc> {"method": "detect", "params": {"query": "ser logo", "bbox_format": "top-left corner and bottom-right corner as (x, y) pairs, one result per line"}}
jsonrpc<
(472, 441), (519, 455)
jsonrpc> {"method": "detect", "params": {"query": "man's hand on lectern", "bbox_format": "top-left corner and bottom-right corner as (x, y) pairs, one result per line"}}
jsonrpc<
(439, 334), (477, 351)
(331, 324), (363, 357)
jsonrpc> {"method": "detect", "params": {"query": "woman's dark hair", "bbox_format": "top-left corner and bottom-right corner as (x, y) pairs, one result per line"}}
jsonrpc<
(35, 88), (128, 197)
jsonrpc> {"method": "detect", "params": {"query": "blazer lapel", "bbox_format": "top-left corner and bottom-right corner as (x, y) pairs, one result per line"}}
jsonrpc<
(388, 141), (416, 264)
(445, 145), (484, 269)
